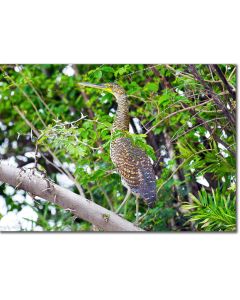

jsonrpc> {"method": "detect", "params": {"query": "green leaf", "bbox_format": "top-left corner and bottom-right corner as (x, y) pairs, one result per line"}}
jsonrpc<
(145, 82), (159, 92)
(94, 70), (102, 80)
(101, 66), (114, 73)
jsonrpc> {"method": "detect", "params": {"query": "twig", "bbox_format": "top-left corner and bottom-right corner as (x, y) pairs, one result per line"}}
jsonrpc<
(228, 67), (236, 82)
(1, 68), (47, 128)
(157, 149), (210, 193)
(179, 102), (236, 157)
(146, 99), (212, 134)
(26, 79), (57, 119)
(211, 64), (236, 100)
(188, 65), (235, 126)
(165, 64), (194, 80)
(171, 117), (226, 142)
(13, 105), (86, 197)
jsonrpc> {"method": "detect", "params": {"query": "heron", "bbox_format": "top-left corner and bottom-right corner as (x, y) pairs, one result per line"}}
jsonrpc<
(78, 82), (156, 223)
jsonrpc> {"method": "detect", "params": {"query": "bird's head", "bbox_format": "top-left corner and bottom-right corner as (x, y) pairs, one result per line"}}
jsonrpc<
(78, 82), (126, 98)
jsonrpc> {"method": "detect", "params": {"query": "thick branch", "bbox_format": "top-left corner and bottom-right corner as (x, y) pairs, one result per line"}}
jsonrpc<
(0, 163), (143, 232)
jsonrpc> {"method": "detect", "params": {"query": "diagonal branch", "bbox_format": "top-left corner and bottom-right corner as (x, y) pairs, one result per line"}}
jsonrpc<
(146, 99), (212, 134)
(180, 102), (236, 157)
(211, 64), (236, 100)
(0, 163), (143, 232)
(188, 65), (235, 126)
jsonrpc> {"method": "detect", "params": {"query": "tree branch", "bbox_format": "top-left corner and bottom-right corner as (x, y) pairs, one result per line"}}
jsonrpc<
(0, 163), (143, 232)
(188, 65), (235, 126)
(211, 64), (236, 100)
(146, 99), (212, 133)
(179, 102), (236, 157)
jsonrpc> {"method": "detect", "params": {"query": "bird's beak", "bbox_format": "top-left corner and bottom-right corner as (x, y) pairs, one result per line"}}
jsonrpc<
(78, 82), (108, 90)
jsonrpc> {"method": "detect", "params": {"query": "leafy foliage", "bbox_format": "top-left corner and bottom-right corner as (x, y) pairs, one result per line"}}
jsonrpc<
(182, 188), (236, 231)
(0, 64), (236, 231)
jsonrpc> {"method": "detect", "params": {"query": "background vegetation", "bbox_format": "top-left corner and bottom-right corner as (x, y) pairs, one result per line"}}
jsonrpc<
(0, 64), (236, 231)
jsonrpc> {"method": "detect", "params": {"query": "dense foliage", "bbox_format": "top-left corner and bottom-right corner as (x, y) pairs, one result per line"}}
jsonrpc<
(0, 64), (236, 231)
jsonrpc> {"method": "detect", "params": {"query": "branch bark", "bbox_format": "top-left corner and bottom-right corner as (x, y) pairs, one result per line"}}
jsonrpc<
(0, 163), (143, 232)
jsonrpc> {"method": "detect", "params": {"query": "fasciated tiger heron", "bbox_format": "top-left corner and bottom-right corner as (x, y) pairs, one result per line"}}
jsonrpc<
(78, 82), (156, 222)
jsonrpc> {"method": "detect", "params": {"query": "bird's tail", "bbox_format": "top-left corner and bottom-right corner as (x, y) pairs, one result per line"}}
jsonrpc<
(144, 193), (156, 208)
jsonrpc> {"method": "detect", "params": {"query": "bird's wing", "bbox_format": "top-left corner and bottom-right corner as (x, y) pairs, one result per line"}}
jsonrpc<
(113, 140), (143, 189)
(111, 138), (156, 207)
(132, 147), (156, 207)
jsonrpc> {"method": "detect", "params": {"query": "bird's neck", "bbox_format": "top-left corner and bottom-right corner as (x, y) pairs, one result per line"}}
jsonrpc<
(112, 94), (129, 132)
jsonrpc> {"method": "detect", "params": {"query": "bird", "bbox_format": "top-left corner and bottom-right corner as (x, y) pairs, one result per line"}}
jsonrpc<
(78, 82), (156, 222)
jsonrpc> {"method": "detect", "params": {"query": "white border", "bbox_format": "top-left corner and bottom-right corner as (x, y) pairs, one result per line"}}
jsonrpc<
(0, 1), (239, 299)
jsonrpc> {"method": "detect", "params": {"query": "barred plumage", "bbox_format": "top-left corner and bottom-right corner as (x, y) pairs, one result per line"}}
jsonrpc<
(111, 137), (156, 207)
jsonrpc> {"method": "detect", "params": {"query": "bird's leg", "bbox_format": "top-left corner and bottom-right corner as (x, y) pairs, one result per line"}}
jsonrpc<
(135, 195), (139, 225)
(116, 188), (131, 214)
